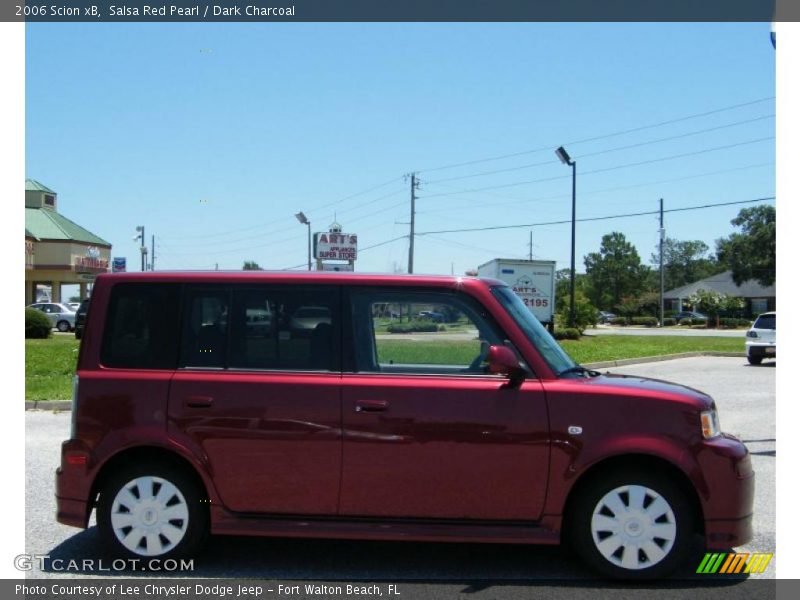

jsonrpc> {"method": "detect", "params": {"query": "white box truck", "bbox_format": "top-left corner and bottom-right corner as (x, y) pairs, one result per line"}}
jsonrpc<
(477, 259), (556, 326)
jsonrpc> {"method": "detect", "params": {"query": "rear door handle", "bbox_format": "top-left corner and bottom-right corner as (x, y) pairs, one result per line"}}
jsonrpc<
(184, 395), (214, 408)
(355, 400), (388, 413)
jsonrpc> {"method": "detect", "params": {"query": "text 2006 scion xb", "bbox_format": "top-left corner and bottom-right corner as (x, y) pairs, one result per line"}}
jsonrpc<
(56, 272), (753, 579)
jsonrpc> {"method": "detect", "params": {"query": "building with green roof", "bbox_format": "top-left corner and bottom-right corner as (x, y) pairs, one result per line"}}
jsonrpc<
(25, 180), (112, 305)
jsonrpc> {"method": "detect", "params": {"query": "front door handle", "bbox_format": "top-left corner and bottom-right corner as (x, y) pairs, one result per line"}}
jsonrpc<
(184, 395), (214, 408)
(355, 400), (388, 413)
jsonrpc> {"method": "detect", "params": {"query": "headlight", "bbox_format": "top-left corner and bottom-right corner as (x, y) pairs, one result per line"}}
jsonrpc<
(701, 409), (721, 439)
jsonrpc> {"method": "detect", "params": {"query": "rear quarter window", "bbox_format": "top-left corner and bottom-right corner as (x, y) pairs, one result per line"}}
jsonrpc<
(754, 314), (775, 329)
(100, 283), (181, 369)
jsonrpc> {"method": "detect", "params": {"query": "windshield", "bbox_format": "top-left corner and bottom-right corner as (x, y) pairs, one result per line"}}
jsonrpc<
(492, 286), (576, 376)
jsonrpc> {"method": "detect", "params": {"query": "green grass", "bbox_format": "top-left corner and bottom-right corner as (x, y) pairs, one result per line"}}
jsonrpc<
(559, 335), (743, 364)
(25, 336), (79, 401)
(377, 340), (481, 365)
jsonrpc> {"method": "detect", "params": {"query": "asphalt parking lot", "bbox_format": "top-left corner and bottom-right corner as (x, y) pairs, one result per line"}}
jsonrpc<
(23, 357), (775, 588)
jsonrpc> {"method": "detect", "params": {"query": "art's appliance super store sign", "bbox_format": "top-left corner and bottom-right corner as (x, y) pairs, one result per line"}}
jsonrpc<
(314, 233), (358, 261)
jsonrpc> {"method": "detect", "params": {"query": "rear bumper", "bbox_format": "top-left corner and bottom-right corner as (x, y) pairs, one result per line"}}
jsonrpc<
(55, 440), (93, 529)
(746, 343), (776, 359)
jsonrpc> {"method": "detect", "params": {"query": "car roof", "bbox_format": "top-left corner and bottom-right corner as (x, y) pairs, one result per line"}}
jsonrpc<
(94, 271), (507, 290)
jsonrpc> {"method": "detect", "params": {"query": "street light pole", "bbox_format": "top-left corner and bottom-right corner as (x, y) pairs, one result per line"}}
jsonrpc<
(555, 146), (577, 329)
(295, 212), (312, 271)
(134, 226), (146, 272)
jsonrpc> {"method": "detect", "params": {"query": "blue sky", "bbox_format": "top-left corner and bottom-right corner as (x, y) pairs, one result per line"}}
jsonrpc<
(25, 22), (775, 276)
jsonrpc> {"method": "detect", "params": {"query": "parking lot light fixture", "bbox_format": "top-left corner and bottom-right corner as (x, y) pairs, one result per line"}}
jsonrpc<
(295, 212), (312, 271)
(555, 146), (577, 329)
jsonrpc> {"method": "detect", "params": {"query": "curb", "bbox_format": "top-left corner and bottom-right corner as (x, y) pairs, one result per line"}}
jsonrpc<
(25, 353), (746, 411)
(25, 400), (71, 411)
(584, 351), (744, 370)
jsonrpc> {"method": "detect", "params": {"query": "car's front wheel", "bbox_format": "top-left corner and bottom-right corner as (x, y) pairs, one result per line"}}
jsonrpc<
(97, 463), (208, 561)
(56, 320), (71, 332)
(569, 468), (693, 579)
(747, 354), (763, 366)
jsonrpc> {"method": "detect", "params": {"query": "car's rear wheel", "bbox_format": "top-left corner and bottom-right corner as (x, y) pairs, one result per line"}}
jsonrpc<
(747, 355), (763, 365)
(97, 463), (208, 561)
(569, 468), (693, 579)
(56, 320), (71, 332)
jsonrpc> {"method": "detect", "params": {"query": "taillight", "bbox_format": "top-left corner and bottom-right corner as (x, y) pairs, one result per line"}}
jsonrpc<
(70, 375), (79, 438)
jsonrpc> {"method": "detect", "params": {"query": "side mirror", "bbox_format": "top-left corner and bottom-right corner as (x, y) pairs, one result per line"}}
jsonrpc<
(487, 345), (525, 383)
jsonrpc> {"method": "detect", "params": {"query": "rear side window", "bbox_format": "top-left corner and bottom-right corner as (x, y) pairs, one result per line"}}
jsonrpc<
(754, 314), (775, 329)
(101, 283), (181, 369)
(180, 285), (339, 372)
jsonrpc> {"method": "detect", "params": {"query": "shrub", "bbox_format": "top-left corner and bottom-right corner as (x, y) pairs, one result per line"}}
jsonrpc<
(662, 318), (676, 326)
(719, 318), (754, 329)
(25, 308), (51, 339)
(386, 319), (438, 334)
(553, 328), (581, 341)
(556, 290), (598, 334)
(631, 316), (658, 327)
(610, 317), (628, 326)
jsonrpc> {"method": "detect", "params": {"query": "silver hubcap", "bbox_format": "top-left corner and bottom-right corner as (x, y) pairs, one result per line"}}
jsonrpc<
(110, 476), (189, 557)
(591, 484), (677, 570)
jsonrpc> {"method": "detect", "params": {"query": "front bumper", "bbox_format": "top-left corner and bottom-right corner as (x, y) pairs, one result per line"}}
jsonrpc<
(697, 434), (755, 549)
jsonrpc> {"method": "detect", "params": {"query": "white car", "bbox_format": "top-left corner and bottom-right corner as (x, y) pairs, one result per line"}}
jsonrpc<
(27, 302), (76, 332)
(745, 311), (775, 365)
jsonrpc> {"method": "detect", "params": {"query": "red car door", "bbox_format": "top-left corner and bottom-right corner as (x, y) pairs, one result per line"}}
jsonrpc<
(338, 288), (550, 521)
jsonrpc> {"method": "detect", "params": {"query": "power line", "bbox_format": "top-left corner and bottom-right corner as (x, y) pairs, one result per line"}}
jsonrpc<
(279, 235), (409, 270)
(422, 113), (774, 185)
(163, 176), (403, 242)
(420, 136), (774, 199)
(414, 96), (775, 174)
(416, 196), (776, 236)
(416, 161), (775, 215)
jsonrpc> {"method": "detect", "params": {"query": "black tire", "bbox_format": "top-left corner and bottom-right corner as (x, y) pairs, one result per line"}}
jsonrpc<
(747, 355), (763, 366)
(97, 462), (208, 562)
(568, 468), (693, 579)
(56, 320), (71, 333)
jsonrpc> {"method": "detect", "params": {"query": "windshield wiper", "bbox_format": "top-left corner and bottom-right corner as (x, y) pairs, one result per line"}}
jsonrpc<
(558, 365), (601, 378)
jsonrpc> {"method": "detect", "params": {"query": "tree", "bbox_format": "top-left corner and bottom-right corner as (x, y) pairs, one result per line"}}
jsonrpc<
(242, 260), (262, 270)
(584, 232), (649, 309)
(651, 238), (721, 291)
(716, 205), (775, 286)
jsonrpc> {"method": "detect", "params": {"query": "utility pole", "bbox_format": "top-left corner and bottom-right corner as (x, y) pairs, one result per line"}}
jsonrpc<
(659, 198), (665, 327)
(151, 235), (156, 271)
(528, 231), (533, 261)
(408, 173), (418, 274)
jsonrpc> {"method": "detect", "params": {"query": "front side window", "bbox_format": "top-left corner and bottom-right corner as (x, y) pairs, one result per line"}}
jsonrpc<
(101, 283), (181, 369)
(492, 285), (576, 376)
(350, 289), (511, 375)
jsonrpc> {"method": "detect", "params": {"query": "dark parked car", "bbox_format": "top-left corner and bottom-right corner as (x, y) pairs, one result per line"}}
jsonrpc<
(598, 311), (617, 324)
(74, 299), (90, 340)
(674, 311), (708, 322)
(418, 310), (445, 322)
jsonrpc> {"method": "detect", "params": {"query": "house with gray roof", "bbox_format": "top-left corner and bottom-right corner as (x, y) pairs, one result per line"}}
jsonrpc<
(664, 271), (775, 317)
